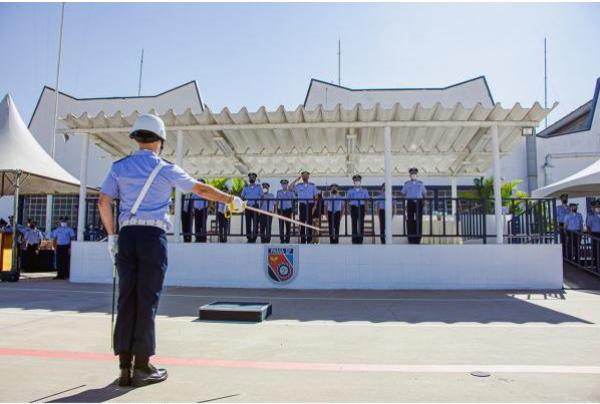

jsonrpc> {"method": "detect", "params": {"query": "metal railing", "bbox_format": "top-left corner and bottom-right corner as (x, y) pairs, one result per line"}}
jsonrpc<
(563, 231), (600, 277)
(83, 196), (558, 245)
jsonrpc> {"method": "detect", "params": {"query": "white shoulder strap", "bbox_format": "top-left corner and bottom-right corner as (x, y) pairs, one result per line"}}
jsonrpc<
(130, 160), (167, 216)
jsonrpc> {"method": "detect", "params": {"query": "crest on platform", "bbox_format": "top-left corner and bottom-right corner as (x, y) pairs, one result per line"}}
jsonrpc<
(265, 246), (297, 284)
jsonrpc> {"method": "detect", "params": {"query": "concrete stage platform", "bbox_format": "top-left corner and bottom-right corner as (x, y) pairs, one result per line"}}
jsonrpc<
(71, 243), (563, 290)
(0, 275), (599, 402)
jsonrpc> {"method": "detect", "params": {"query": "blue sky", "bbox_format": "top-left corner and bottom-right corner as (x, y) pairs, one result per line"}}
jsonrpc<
(1, 2), (599, 126)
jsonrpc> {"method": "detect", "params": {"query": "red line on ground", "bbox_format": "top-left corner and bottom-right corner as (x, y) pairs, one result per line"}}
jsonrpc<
(1, 347), (599, 374)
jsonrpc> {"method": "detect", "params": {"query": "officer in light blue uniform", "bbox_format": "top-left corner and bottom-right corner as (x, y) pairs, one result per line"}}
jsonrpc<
(275, 179), (295, 243)
(23, 222), (44, 272)
(325, 183), (345, 244)
(375, 183), (388, 244)
(587, 200), (600, 271)
(192, 179), (209, 243)
(98, 114), (242, 387)
(556, 194), (570, 256)
(402, 167), (427, 244)
(347, 174), (369, 244)
(564, 202), (583, 263)
(259, 183), (275, 243)
(291, 171), (318, 243)
(215, 202), (229, 243)
(50, 217), (75, 279)
(241, 172), (262, 243)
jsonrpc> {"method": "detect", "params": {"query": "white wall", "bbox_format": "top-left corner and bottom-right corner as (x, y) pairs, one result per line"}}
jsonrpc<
(71, 242), (562, 290)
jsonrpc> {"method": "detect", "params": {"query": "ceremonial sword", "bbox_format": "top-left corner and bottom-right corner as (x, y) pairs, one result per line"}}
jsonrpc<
(225, 204), (321, 232)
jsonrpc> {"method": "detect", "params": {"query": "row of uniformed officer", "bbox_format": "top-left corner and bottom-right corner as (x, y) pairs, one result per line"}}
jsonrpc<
(564, 202), (583, 263)
(98, 114), (244, 387)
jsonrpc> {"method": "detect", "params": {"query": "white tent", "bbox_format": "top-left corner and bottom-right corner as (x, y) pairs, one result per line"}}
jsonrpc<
(0, 94), (81, 195)
(532, 159), (600, 198)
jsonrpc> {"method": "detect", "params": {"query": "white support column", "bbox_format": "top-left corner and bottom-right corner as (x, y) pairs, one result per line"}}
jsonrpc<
(383, 126), (393, 244)
(173, 130), (184, 243)
(490, 125), (504, 244)
(77, 133), (89, 241)
(450, 176), (457, 216)
(45, 195), (53, 234)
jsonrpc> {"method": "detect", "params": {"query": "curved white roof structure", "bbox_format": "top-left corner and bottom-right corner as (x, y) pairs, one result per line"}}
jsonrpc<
(0, 94), (81, 195)
(532, 158), (600, 198)
(60, 101), (556, 178)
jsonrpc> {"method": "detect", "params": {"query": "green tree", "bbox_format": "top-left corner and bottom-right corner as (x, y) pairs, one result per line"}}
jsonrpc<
(459, 176), (528, 214)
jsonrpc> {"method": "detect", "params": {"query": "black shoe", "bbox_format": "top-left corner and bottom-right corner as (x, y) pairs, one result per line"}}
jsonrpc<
(117, 368), (132, 387)
(132, 364), (168, 387)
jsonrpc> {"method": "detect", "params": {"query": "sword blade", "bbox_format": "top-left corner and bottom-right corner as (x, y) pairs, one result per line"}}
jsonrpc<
(245, 205), (321, 232)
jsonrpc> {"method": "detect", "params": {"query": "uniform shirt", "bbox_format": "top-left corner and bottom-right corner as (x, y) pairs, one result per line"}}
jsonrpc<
(556, 204), (569, 224)
(216, 202), (227, 214)
(241, 184), (263, 207)
(402, 180), (427, 199)
(326, 194), (345, 213)
(347, 187), (369, 207)
(100, 149), (197, 231)
(276, 189), (295, 210)
(587, 213), (600, 232)
(51, 226), (75, 246)
(24, 228), (44, 245)
(294, 182), (318, 204)
(564, 212), (583, 231)
(191, 194), (208, 210)
(259, 192), (276, 213)
(374, 191), (386, 211)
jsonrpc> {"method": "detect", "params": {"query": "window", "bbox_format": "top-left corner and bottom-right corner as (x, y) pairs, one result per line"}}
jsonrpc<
(22, 196), (47, 232)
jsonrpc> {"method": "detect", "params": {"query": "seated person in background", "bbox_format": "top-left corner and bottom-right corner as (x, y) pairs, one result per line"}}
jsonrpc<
(258, 183), (275, 243)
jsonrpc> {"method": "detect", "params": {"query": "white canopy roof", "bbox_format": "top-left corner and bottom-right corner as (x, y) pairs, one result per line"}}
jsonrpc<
(532, 159), (600, 198)
(59, 101), (556, 178)
(0, 94), (81, 195)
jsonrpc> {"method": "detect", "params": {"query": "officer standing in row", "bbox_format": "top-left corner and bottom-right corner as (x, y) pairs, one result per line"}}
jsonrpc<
(241, 172), (262, 243)
(347, 174), (369, 244)
(51, 217), (75, 280)
(98, 114), (244, 387)
(259, 183), (275, 243)
(587, 200), (600, 271)
(325, 183), (344, 244)
(290, 171), (318, 243)
(556, 194), (569, 256)
(23, 221), (44, 271)
(215, 201), (229, 243)
(375, 183), (388, 244)
(192, 179), (208, 243)
(564, 202), (583, 263)
(275, 179), (295, 243)
(402, 167), (427, 244)
(180, 192), (193, 243)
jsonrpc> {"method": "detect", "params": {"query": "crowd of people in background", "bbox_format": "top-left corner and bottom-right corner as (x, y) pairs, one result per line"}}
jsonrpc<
(180, 167), (428, 245)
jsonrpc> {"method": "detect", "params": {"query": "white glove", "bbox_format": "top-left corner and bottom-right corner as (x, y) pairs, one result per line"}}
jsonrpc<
(232, 196), (245, 212)
(107, 234), (118, 263)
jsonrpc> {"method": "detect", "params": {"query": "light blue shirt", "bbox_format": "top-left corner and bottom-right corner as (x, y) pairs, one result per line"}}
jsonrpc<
(24, 228), (44, 245)
(260, 192), (276, 212)
(216, 202), (227, 214)
(347, 187), (369, 206)
(374, 192), (386, 211)
(556, 204), (569, 224)
(276, 189), (295, 210)
(402, 180), (427, 199)
(564, 212), (583, 231)
(587, 213), (600, 232)
(192, 194), (208, 210)
(294, 182), (318, 203)
(326, 194), (345, 212)
(100, 149), (197, 231)
(51, 226), (75, 246)
(241, 184), (263, 207)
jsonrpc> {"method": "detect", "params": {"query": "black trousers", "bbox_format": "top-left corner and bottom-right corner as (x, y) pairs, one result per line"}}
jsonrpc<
(194, 208), (208, 243)
(328, 211), (341, 244)
(350, 205), (366, 244)
(567, 231), (581, 263)
(406, 199), (423, 244)
(299, 203), (314, 244)
(24, 244), (39, 271)
(259, 214), (273, 243)
(56, 245), (70, 279)
(216, 212), (229, 243)
(378, 210), (386, 244)
(591, 232), (600, 272)
(559, 224), (567, 256)
(245, 209), (259, 243)
(114, 226), (167, 357)
(181, 209), (193, 243)
(278, 208), (292, 243)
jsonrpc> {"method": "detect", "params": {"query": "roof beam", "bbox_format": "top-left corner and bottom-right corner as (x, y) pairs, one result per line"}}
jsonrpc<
(212, 133), (248, 174)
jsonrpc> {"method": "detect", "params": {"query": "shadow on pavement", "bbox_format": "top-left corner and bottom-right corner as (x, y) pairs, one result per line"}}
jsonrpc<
(47, 382), (132, 403)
